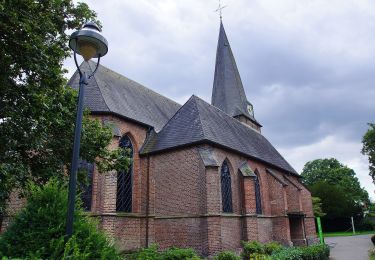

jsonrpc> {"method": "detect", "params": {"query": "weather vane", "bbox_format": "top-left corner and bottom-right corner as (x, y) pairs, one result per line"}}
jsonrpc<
(215, 0), (227, 21)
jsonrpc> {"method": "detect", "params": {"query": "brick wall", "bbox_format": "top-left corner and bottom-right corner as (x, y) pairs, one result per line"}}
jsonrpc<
(285, 184), (301, 213)
(257, 217), (273, 243)
(221, 217), (242, 251)
(155, 218), (204, 252)
(2, 113), (317, 255)
(266, 172), (286, 216)
(91, 115), (148, 215)
(90, 115), (148, 250)
(272, 217), (291, 245)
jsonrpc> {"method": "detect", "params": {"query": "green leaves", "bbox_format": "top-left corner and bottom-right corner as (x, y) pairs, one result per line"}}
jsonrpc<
(362, 123), (375, 184)
(301, 158), (369, 219)
(312, 197), (326, 217)
(0, 179), (121, 259)
(0, 0), (125, 222)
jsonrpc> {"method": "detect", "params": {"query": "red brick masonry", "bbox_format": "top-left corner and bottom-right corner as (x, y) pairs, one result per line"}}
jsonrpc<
(2, 115), (317, 256)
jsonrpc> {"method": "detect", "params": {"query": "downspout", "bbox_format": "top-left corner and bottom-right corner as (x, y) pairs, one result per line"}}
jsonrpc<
(145, 155), (150, 247)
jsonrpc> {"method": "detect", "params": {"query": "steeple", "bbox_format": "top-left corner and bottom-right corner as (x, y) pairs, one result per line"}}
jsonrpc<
(211, 21), (262, 132)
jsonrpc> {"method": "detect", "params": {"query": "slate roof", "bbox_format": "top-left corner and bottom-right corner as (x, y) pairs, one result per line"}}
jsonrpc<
(211, 21), (260, 125)
(67, 61), (181, 132)
(141, 95), (298, 175)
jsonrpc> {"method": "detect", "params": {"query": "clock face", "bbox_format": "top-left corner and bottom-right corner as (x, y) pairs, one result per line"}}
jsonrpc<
(247, 104), (254, 116)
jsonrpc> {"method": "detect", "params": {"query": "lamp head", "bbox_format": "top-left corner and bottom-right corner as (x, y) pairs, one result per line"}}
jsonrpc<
(69, 22), (108, 61)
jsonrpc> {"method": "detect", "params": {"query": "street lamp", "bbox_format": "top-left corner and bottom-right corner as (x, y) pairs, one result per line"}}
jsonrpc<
(66, 22), (108, 238)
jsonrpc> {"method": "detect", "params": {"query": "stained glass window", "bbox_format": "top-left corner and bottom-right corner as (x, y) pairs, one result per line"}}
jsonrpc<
(221, 160), (233, 213)
(255, 172), (262, 214)
(116, 135), (133, 212)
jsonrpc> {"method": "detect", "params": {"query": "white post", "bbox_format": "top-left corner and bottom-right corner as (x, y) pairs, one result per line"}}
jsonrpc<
(351, 216), (356, 234)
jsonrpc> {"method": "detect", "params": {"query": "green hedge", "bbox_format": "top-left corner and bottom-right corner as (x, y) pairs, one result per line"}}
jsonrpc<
(123, 244), (201, 260)
(271, 244), (330, 260)
(241, 241), (282, 259)
(214, 251), (241, 260)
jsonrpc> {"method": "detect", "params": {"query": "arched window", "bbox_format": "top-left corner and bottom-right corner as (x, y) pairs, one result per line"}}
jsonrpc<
(221, 160), (233, 213)
(79, 160), (94, 211)
(116, 135), (133, 212)
(255, 172), (262, 214)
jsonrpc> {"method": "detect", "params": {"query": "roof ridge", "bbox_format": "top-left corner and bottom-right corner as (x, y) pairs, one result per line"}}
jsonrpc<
(87, 61), (110, 111)
(191, 95), (207, 139)
(194, 95), (259, 135)
(91, 61), (181, 107)
(155, 95), (204, 136)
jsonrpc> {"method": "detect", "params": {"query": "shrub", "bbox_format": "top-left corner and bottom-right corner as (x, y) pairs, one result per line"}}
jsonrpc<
(271, 247), (303, 260)
(371, 235), (375, 245)
(271, 244), (329, 260)
(249, 253), (271, 259)
(0, 179), (120, 259)
(124, 244), (162, 260)
(161, 247), (201, 260)
(214, 251), (241, 260)
(242, 241), (265, 258)
(123, 245), (201, 260)
(264, 242), (282, 255)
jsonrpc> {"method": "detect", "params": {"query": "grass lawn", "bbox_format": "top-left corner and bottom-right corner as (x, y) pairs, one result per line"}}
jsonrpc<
(323, 230), (374, 237)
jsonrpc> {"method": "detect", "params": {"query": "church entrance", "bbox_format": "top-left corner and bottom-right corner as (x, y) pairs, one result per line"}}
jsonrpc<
(288, 213), (306, 246)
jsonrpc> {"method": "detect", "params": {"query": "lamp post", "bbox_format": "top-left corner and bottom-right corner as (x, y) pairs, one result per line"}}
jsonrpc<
(66, 22), (108, 238)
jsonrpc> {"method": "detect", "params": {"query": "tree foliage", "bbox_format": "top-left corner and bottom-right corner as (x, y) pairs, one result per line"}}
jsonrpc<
(0, 179), (121, 259)
(301, 158), (369, 218)
(312, 197), (326, 217)
(362, 123), (375, 184)
(310, 182), (362, 219)
(0, 0), (129, 222)
(301, 158), (369, 203)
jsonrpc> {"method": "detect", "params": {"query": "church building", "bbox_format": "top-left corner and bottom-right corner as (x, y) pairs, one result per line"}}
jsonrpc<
(4, 21), (317, 256)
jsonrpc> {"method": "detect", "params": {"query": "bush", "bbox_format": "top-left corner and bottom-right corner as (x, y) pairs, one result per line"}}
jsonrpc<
(0, 179), (120, 259)
(162, 247), (201, 260)
(250, 253), (271, 259)
(356, 219), (375, 231)
(271, 247), (303, 260)
(123, 244), (202, 260)
(264, 242), (282, 255)
(372, 235), (375, 245)
(124, 244), (162, 260)
(242, 241), (265, 258)
(271, 244), (329, 260)
(214, 251), (241, 260)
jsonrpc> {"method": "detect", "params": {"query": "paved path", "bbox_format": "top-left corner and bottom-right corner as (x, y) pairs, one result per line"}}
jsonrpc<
(325, 234), (373, 260)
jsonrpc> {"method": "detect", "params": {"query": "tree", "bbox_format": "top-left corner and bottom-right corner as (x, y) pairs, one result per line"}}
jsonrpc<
(301, 158), (369, 225)
(0, 1), (129, 225)
(310, 182), (362, 219)
(0, 180), (121, 259)
(362, 123), (375, 184)
(301, 158), (369, 204)
(312, 197), (326, 217)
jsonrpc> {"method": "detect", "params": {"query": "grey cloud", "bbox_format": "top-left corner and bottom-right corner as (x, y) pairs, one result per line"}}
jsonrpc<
(66, 0), (374, 196)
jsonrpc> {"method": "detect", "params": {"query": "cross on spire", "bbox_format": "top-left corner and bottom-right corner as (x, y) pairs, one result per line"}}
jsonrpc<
(215, 0), (227, 21)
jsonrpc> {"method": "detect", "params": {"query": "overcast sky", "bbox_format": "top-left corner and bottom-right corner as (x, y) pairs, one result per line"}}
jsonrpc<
(66, 0), (375, 199)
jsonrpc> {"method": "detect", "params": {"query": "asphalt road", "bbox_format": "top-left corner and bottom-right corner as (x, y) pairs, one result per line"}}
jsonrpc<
(325, 234), (373, 260)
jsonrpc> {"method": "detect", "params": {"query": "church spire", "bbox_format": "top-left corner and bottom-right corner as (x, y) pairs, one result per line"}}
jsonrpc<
(211, 21), (262, 132)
